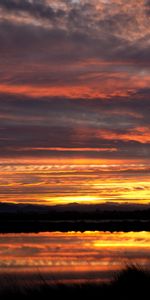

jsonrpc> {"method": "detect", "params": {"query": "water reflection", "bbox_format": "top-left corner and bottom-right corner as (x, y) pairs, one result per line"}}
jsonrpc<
(0, 231), (150, 283)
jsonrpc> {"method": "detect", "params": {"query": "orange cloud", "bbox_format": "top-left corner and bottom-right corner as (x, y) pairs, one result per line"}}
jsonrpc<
(0, 69), (149, 99)
(97, 127), (150, 144)
(14, 147), (118, 153)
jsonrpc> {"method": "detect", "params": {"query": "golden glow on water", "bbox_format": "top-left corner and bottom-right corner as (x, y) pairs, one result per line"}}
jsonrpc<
(0, 231), (150, 283)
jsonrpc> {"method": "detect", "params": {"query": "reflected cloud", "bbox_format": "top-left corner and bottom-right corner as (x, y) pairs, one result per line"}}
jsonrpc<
(0, 231), (150, 282)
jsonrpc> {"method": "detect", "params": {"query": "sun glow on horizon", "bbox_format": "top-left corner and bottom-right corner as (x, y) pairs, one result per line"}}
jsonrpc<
(0, 159), (149, 206)
(44, 195), (104, 205)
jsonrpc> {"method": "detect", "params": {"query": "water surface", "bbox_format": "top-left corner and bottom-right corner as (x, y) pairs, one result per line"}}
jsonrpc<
(0, 231), (150, 283)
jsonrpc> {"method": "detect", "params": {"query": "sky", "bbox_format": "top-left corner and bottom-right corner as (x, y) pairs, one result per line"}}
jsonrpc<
(0, 0), (150, 205)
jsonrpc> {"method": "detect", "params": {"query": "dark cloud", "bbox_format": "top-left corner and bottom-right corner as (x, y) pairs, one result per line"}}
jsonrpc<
(0, 20), (149, 107)
(0, 1), (149, 165)
(0, 91), (149, 128)
(0, 124), (149, 159)
(0, 19), (122, 62)
(0, 89), (149, 159)
(0, 0), (65, 21)
(145, 0), (150, 13)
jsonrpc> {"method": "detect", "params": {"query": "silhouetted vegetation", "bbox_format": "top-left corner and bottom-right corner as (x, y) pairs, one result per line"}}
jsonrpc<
(0, 265), (149, 299)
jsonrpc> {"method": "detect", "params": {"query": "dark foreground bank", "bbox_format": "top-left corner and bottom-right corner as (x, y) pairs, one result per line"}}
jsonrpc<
(0, 266), (149, 300)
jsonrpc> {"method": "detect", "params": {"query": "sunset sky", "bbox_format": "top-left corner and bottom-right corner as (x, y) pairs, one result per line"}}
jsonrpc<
(0, 0), (150, 205)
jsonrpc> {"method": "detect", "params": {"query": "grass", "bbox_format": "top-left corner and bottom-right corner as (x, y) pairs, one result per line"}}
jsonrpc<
(0, 265), (149, 299)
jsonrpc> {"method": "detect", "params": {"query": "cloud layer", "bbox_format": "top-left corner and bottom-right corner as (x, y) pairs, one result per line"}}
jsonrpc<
(0, 0), (149, 160)
(0, 1), (149, 205)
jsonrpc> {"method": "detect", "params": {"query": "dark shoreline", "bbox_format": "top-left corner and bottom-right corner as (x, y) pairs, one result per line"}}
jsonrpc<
(1, 220), (150, 233)
(0, 266), (149, 300)
(1, 202), (150, 233)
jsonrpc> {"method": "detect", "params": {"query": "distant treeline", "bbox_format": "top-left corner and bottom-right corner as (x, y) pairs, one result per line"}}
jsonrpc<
(0, 208), (150, 221)
(1, 202), (150, 232)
